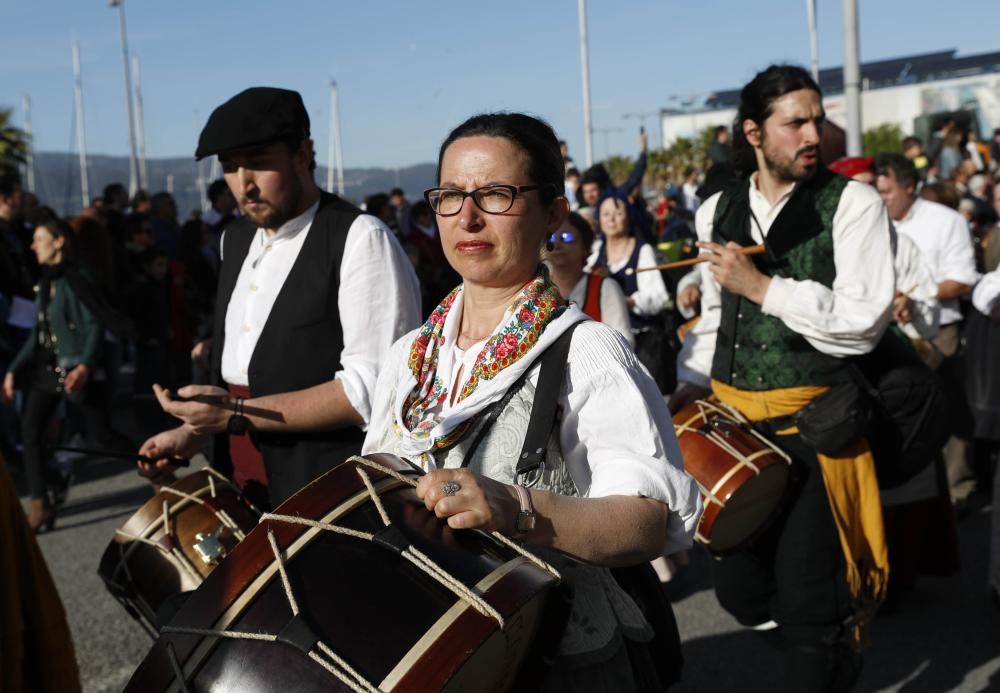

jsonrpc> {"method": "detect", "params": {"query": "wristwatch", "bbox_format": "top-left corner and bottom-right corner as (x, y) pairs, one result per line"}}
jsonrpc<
(227, 396), (250, 436)
(513, 484), (536, 535)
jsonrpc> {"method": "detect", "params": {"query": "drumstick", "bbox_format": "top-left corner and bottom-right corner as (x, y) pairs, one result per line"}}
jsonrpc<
(49, 445), (191, 467)
(134, 392), (284, 421)
(624, 244), (767, 275)
(133, 392), (231, 405)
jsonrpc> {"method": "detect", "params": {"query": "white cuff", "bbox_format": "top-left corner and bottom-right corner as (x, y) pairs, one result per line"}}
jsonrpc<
(760, 275), (792, 317)
(335, 369), (371, 429)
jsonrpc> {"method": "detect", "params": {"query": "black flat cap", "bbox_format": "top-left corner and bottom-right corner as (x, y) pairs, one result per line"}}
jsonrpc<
(195, 87), (310, 160)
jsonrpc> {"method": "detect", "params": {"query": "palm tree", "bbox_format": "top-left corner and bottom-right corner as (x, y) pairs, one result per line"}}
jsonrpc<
(0, 107), (29, 182)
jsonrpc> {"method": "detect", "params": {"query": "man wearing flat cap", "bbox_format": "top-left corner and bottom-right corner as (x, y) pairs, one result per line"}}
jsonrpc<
(138, 87), (421, 507)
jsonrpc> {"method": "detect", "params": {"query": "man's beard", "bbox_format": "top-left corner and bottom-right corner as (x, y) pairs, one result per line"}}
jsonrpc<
(240, 179), (302, 229)
(762, 142), (820, 183)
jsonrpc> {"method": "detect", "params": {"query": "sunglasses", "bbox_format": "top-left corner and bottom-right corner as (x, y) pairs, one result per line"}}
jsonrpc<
(546, 231), (577, 247)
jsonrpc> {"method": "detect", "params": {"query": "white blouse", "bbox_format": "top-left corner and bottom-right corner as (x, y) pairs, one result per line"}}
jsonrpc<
(585, 239), (672, 319)
(566, 275), (636, 348)
(363, 318), (702, 554)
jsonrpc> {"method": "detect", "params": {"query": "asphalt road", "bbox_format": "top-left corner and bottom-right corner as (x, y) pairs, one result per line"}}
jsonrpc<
(16, 443), (1000, 692)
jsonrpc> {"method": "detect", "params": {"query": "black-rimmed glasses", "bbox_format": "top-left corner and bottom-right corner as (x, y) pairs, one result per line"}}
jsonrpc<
(423, 184), (554, 216)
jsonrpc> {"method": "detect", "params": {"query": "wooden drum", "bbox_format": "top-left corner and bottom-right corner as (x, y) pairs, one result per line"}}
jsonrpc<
(98, 468), (261, 636)
(124, 453), (566, 692)
(673, 399), (791, 554)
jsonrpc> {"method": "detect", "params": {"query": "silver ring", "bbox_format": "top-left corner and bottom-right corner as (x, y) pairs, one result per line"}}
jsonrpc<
(442, 480), (461, 497)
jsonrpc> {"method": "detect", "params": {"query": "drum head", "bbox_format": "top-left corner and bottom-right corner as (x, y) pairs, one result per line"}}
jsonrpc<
(708, 463), (789, 554)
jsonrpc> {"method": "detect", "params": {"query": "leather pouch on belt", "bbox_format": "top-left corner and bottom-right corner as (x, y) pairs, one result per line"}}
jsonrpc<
(761, 382), (870, 455)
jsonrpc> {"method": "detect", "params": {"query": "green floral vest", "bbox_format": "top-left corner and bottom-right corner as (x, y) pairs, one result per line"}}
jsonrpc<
(710, 168), (850, 390)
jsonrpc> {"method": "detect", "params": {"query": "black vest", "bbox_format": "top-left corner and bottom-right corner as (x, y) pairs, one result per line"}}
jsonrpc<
(211, 191), (366, 505)
(710, 168), (850, 390)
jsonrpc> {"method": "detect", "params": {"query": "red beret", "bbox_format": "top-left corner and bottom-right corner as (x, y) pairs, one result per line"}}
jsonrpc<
(829, 156), (875, 179)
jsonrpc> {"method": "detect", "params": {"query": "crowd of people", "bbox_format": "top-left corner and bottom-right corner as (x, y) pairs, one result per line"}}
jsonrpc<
(0, 66), (999, 692)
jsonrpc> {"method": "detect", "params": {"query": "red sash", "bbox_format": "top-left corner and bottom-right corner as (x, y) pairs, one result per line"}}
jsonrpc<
(582, 272), (603, 322)
(226, 384), (268, 496)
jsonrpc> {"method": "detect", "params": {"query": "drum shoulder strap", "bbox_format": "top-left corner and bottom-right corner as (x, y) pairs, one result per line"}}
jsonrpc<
(517, 322), (580, 479)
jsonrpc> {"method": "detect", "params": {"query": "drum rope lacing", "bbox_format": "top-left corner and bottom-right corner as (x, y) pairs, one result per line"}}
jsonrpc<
(159, 455), (561, 693)
(675, 400), (791, 506)
(345, 455), (560, 580)
(162, 525), (381, 693)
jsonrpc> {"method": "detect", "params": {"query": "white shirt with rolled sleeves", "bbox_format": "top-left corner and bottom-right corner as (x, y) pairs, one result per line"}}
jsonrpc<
(893, 197), (979, 326)
(220, 200), (422, 425)
(364, 319), (702, 554)
(676, 174), (896, 388)
(894, 232), (941, 340)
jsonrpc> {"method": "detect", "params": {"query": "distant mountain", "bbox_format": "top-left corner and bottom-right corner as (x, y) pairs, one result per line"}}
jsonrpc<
(31, 151), (438, 217)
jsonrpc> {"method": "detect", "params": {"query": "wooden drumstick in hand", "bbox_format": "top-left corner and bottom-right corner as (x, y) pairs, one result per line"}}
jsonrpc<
(625, 244), (766, 275)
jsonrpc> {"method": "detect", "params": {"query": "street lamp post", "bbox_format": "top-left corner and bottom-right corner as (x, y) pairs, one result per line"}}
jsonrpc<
(842, 0), (863, 156)
(22, 95), (35, 194)
(109, 0), (140, 198)
(807, 0), (819, 82)
(194, 110), (207, 210)
(577, 0), (594, 168)
(72, 41), (90, 211)
(133, 54), (148, 190)
(327, 80), (345, 195)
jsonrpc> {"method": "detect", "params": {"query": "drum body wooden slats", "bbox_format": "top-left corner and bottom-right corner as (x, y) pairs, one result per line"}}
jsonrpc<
(97, 469), (261, 636)
(124, 453), (564, 693)
(673, 400), (791, 554)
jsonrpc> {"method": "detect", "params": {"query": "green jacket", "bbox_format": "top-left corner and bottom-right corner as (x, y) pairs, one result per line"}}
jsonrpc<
(9, 276), (102, 376)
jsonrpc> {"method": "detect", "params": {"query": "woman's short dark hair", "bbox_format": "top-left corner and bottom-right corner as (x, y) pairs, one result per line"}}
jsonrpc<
(733, 65), (821, 175)
(564, 211), (594, 255)
(594, 189), (631, 236)
(437, 112), (563, 206)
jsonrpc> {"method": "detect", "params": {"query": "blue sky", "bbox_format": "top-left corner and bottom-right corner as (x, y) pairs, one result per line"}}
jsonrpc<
(2, 0), (998, 169)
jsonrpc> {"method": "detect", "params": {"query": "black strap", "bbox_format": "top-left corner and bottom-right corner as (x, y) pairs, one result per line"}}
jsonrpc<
(459, 375), (531, 468)
(516, 322), (580, 482)
(459, 321), (581, 479)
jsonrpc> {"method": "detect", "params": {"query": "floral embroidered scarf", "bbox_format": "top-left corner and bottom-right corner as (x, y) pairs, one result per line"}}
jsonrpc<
(401, 271), (567, 449)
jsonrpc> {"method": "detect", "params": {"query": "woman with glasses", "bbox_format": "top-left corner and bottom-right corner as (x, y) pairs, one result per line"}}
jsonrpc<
(590, 191), (673, 392)
(363, 113), (699, 690)
(543, 212), (635, 348)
